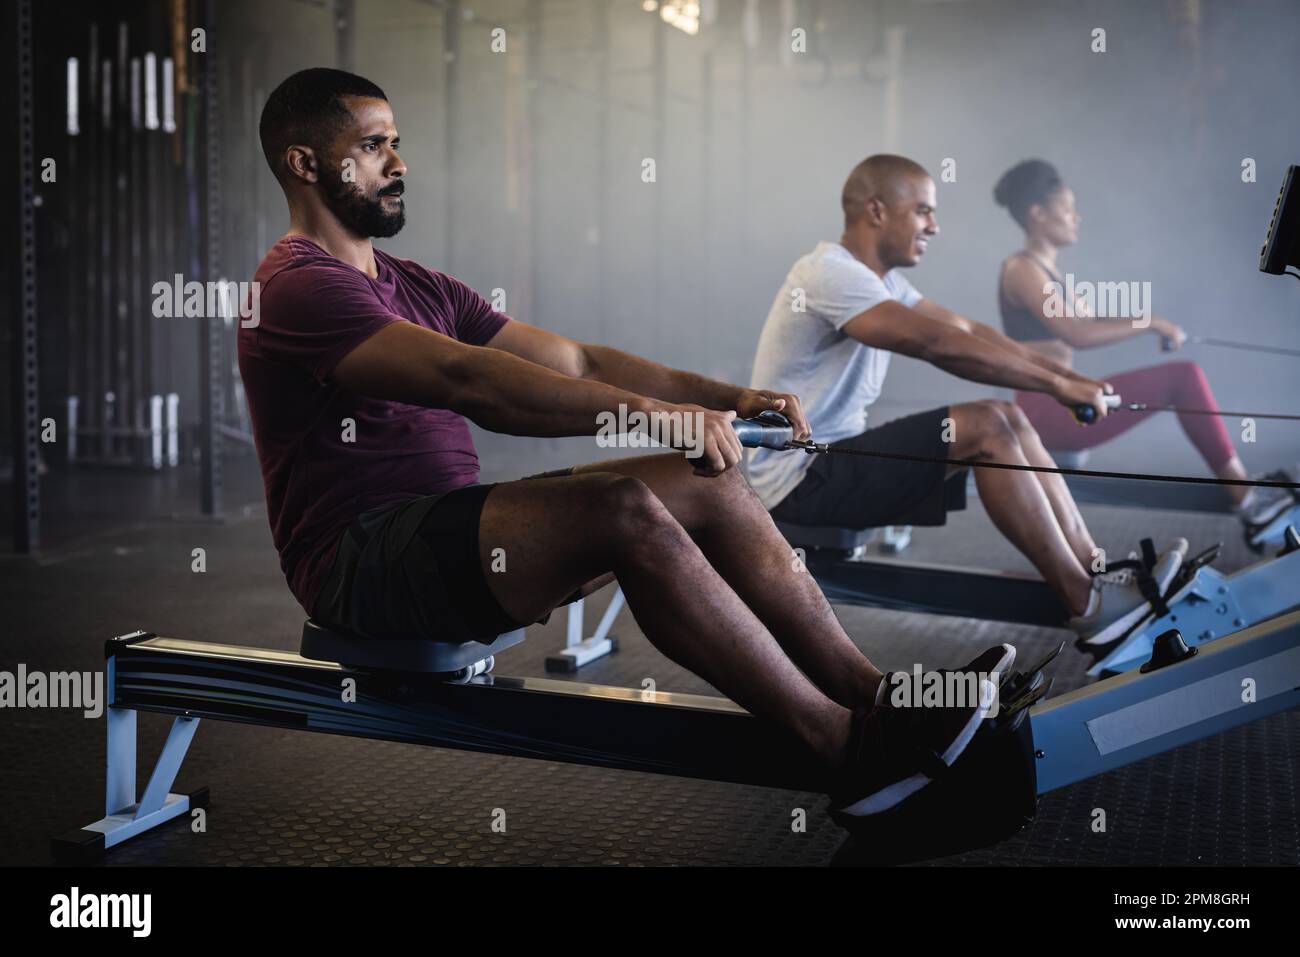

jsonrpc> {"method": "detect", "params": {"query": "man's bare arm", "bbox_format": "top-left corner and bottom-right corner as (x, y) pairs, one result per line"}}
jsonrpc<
(333, 321), (752, 472)
(485, 318), (812, 439)
(842, 301), (1071, 394)
(333, 321), (660, 437)
(911, 298), (1101, 388)
(487, 319), (742, 409)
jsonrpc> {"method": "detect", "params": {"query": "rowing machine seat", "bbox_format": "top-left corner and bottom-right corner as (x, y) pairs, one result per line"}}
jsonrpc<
(775, 521), (878, 553)
(300, 619), (526, 674)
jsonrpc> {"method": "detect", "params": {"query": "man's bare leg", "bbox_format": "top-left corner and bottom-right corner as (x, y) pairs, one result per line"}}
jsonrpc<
(567, 455), (884, 711)
(476, 471), (853, 775)
(949, 401), (1094, 616)
(994, 400), (1100, 568)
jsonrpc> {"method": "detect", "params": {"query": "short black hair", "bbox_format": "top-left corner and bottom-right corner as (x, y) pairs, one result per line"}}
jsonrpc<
(993, 159), (1063, 228)
(841, 154), (930, 224)
(259, 68), (388, 183)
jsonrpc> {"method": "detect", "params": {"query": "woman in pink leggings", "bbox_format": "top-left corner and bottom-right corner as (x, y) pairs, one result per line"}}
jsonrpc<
(993, 159), (1281, 518)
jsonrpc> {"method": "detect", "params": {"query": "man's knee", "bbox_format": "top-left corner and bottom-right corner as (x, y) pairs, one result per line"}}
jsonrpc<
(698, 460), (754, 498)
(995, 399), (1033, 434)
(958, 400), (1017, 443)
(591, 474), (674, 536)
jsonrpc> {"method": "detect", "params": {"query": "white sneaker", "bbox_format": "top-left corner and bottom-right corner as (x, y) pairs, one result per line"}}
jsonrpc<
(1070, 538), (1189, 646)
(1238, 468), (1299, 528)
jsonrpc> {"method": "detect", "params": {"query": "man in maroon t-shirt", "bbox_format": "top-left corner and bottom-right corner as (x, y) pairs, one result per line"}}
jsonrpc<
(244, 68), (1011, 820)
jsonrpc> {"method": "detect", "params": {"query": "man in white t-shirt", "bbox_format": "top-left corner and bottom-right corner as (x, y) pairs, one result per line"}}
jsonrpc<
(748, 154), (1186, 645)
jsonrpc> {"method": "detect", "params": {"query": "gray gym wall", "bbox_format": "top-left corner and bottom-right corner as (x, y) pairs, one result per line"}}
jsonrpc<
(220, 0), (1300, 479)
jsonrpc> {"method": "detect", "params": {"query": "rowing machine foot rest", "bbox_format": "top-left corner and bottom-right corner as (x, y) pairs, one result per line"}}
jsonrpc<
(300, 619), (526, 673)
(1247, 510), (1300, 551)
(775, 521), (879, 553)
(829, 714), (1038, 865)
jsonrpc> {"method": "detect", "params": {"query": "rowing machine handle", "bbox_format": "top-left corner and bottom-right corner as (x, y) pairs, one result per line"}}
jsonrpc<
(732, 410), (795, 450)
(1073, 393), (1122, 424)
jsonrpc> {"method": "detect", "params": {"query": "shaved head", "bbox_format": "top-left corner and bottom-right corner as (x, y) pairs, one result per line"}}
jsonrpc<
(839, 154), (939, 271)
(841, 154), (931, 224)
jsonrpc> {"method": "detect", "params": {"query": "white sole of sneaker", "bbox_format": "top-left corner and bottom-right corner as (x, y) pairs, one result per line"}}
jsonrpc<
(1077, 600), (1156, 648)
(983, 644), (1017, 691)
(1244, 495), (1297, 531)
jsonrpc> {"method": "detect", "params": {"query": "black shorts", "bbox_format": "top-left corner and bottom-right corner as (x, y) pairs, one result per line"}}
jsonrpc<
(769, 406), (968, 529)
(313, 467), (581, 644)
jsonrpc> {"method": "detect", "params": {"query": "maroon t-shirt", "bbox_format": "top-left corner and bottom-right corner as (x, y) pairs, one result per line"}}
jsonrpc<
(237, 236), (510, 615)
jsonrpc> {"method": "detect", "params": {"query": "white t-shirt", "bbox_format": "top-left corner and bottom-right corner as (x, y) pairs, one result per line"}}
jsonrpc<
(746, 241), (923, 509)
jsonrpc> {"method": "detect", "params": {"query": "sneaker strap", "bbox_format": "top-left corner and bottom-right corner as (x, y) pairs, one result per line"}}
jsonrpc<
(914, 746), (953, 780)
(1102, 539), (1172, 619)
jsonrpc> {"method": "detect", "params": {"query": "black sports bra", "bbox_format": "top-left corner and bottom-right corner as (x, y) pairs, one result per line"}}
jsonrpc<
(998, 251), (1064, 343)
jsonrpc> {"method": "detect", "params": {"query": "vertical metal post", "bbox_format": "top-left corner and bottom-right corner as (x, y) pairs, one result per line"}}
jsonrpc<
(99, 48), (114, 460)
(129, 52), (146, 464)
(65, 55), (81, 467)
(82, 23), (101, 465)
(105, 670), (138, 816)
(161, 54), (177, 403)
(10, 0), (40, 552)
(143, 50), (161, 456)
(113, 22), (129, 460)
(199, 0), (223, 517)
(442, 0), (460, 272)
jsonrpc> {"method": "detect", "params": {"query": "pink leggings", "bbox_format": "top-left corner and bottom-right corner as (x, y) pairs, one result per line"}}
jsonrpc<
(1015, 360), (1237, 471)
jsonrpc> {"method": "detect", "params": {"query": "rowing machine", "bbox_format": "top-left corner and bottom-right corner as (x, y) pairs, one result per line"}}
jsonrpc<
(1087, 527), (1300, 675)
(770, 518), (1300, 678)
(741, 411), (1300, 673)
(52, 605), (1300, 863)
(779, 535), (1295, 684)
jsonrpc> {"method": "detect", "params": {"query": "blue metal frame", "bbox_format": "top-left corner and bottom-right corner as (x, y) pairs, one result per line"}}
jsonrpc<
(1089, 545), (1300, 675)
(1032, 609), (1300, 793)
(82, 650), (202, 851)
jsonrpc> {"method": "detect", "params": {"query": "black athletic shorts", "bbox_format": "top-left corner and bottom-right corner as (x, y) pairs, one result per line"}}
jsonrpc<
(769, 406), (968, 529)
(312, 466), (581, 645)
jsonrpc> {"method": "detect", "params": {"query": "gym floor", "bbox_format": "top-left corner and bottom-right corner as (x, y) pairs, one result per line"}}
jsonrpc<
(3, 453), (1295, 867)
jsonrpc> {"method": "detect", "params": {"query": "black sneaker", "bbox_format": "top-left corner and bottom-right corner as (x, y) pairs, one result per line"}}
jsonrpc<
(874, 644), (1016, 711)
(829, 643), (1014, 818)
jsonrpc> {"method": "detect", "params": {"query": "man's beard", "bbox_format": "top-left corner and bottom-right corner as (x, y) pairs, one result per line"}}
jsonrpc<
(320, 168), (406, 238)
